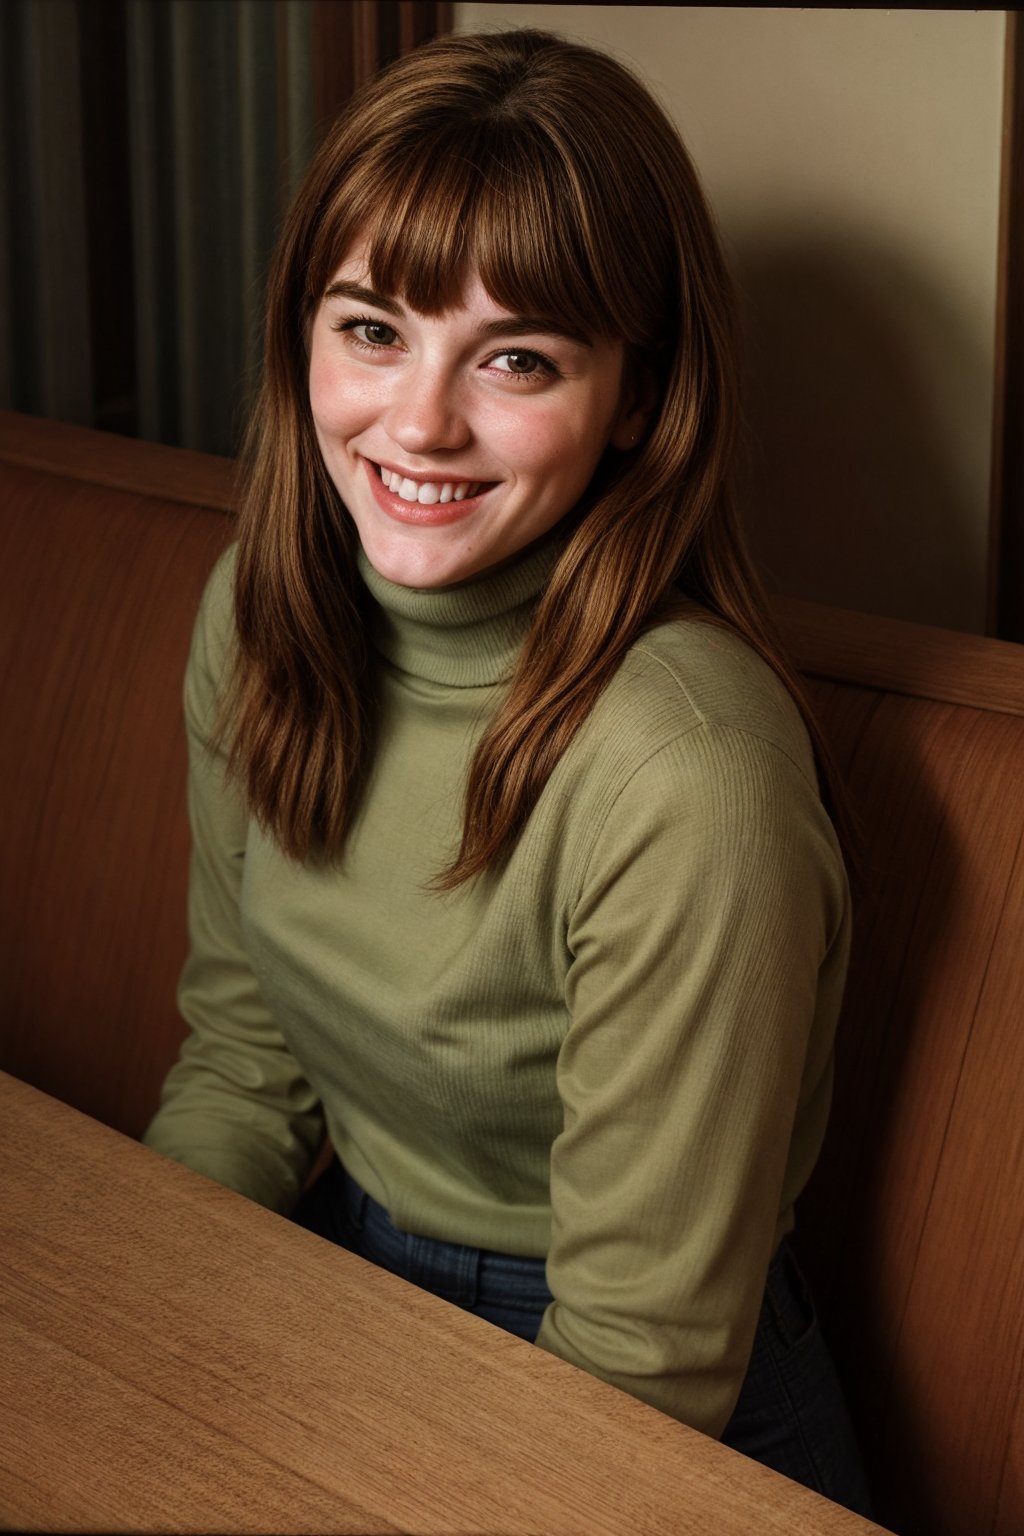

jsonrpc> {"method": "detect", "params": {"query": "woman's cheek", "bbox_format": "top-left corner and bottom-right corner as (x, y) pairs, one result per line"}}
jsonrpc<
(485, 400), (574, 468)
(307, 349), (334, 424)
(309, 356), (367, 433)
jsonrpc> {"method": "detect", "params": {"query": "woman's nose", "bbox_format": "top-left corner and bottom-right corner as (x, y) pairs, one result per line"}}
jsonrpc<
(385, 361), (470, 455)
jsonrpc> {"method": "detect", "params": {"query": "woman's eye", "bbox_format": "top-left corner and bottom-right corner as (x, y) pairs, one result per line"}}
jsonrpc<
(352, 320), (397, 347)
(490, 349), (556, 380)
(330, 315), (401, 349)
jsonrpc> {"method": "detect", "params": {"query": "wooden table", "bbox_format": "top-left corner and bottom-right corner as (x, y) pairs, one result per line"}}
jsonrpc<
(1, 1073), (890, 1534)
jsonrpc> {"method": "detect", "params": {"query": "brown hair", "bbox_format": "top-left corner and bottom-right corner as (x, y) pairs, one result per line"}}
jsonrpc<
(229, 28), (847, 885)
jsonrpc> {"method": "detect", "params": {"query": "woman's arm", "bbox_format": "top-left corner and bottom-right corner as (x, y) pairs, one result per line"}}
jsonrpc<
(537, 719), (849, 1437)
(142, 552), (325, 1212)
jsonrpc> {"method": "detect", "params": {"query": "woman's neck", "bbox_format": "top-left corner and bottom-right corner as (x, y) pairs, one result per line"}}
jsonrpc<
(356, 537), (559, 688)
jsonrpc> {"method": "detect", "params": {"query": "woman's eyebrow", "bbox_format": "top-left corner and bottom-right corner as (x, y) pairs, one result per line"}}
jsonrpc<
(480, 316), (593, 348)
(324, 280), (403, 316)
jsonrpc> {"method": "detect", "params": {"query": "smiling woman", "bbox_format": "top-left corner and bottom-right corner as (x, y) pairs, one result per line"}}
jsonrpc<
(142, 28), (872, 1518)
(309, 250), (642, 587)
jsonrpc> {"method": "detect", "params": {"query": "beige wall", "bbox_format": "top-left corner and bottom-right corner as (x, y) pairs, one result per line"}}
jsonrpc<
(455, 5), (1006, 633)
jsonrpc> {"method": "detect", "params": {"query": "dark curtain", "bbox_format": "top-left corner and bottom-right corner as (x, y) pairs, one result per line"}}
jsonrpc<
(0, 0), (452, 456)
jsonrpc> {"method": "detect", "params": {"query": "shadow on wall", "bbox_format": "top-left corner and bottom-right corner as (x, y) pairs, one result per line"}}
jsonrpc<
(734, 231), (991, 636)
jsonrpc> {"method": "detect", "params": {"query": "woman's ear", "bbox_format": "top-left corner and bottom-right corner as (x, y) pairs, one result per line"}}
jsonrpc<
(610, 360), (658, 451)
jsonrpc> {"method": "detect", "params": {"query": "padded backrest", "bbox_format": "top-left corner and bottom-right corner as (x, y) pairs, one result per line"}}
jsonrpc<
(2, 413), (1022, 1536)
(0, 415), (230, 1136)
(786, 621), (1024, 1536)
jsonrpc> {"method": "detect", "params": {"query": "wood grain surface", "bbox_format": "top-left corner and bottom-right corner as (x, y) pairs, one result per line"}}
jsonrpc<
(0, 408), (237, 510)
(776, 593), (1024, 716)
(797, 682), (1024, 1536)
(0, 1073), (889, 1536)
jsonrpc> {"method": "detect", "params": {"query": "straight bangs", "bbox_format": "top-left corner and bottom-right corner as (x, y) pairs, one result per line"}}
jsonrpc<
(304, 118), (660, 350)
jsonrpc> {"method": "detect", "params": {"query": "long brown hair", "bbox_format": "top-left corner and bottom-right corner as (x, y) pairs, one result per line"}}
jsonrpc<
(229, 28), (847, 886)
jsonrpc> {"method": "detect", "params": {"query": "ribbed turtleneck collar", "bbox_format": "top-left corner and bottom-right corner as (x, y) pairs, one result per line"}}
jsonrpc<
(357, 539), (559, 687)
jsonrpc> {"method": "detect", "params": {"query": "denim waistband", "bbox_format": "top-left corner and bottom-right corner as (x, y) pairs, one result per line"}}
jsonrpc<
(319, 1160), (554, 1316)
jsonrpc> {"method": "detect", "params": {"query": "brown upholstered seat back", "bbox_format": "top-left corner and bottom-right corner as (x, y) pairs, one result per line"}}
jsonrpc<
(2, 413), (1022, 1536)
(786, 617), (1024, 1536)
(0, 414), (230, 1137)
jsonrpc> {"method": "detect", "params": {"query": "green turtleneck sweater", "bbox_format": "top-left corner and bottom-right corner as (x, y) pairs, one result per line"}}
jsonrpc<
(144, 540), (850, 1438)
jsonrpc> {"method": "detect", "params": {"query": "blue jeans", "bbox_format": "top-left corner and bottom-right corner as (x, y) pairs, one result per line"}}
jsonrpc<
(292, 1161), (873, 1518)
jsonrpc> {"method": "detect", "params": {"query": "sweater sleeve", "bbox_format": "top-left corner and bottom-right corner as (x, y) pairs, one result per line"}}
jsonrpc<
(534, 722), (849, 1437)
(142, 552), (325, 1212)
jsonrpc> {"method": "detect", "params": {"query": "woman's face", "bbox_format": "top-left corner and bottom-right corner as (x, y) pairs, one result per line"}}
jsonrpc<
(308, 240), (643, 588)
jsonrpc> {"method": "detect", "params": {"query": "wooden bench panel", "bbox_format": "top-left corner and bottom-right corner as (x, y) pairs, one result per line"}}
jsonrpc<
(0, 459), (228, 1136)
(3, 412), (1024, 1536)
(799, 682), (1024, 1536)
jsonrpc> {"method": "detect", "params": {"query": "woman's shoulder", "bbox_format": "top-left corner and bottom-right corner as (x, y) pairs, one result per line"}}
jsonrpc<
(599, 610), (816, 785)
(555, 613), (847, 929)
(197, 542), (238, 631)
(183, 544), (238, 731)
(189, 543), (238, 670)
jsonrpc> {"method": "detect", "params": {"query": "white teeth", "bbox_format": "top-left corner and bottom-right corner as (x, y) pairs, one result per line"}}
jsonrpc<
(378, 465), (484, 503)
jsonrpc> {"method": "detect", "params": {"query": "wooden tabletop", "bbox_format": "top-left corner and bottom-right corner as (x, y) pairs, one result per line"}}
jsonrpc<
(1, 1073), (889, 1535)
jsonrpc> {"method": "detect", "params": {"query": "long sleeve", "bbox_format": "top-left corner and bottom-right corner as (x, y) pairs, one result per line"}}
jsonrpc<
(142, 552), (325, 1211)
(535, 719), (849, 1437)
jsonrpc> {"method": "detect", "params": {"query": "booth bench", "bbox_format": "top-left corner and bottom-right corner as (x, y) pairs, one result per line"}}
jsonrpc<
(2, 408), (1022, 1536)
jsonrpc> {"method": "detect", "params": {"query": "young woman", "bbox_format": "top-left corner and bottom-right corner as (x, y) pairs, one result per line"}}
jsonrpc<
(144, 28), (871, 1515)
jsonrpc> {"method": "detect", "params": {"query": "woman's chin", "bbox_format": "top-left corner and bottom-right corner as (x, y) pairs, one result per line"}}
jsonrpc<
(358, 532), (485, 591)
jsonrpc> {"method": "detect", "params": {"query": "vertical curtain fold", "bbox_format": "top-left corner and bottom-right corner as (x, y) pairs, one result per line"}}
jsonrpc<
(127, 0), (297, 454)
(1, 0), (92, 425)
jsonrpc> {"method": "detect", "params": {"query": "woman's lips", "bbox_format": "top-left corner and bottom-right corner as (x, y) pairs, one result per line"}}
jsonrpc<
(364, 458), (493, 525)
